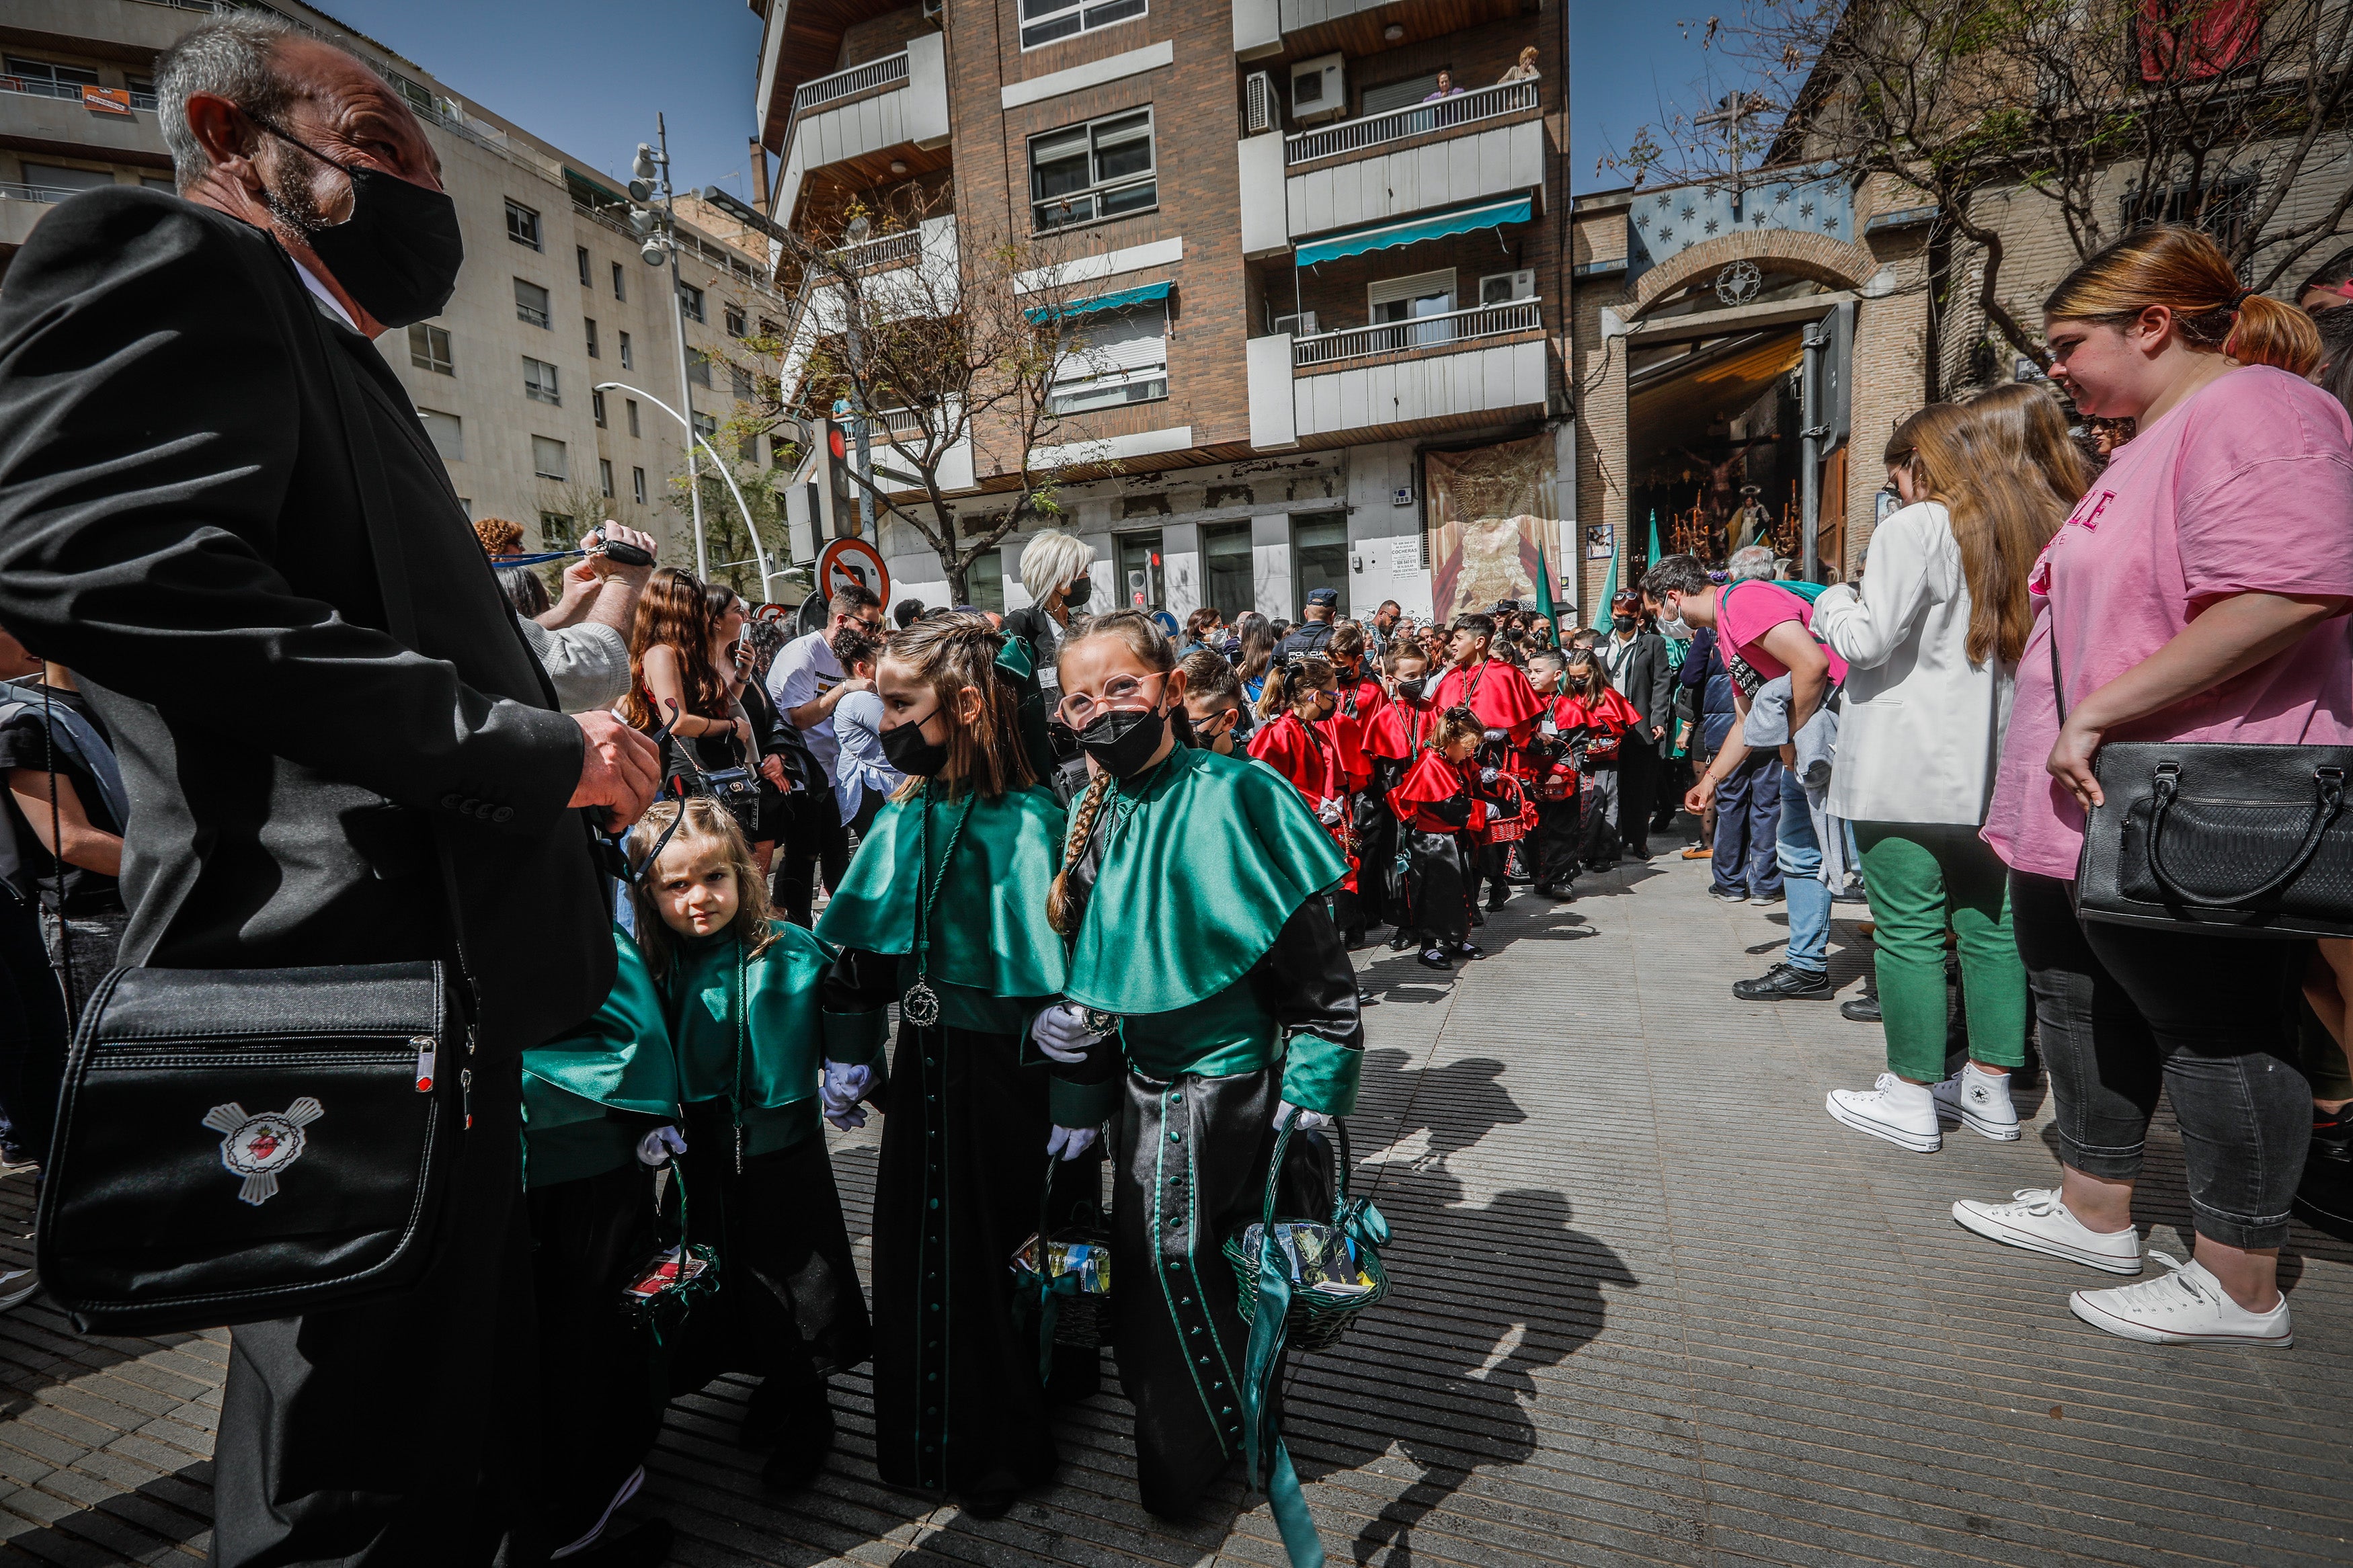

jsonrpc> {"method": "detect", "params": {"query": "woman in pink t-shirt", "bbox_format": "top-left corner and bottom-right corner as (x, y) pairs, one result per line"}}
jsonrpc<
(1960, 225), (2343, 1350)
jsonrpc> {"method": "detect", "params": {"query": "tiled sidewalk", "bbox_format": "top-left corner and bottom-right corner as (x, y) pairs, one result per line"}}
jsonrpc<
(3, 850), (2350, 1565)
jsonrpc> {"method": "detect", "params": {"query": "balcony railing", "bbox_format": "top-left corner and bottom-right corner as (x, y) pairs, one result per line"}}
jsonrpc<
(824, 226), (922, 273)
(0, 76), (90, 104)
(0, 182), (83, 203)
(1293, 296), (1541, 370)
(791, 51), (910, 120)
(1285, 77), (1538, 166)
(516, 302), (552, 329)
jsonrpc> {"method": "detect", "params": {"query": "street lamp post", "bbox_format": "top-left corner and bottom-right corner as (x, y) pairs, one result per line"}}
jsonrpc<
(597, 380), (783, 602)
(629, 118), (707, 579)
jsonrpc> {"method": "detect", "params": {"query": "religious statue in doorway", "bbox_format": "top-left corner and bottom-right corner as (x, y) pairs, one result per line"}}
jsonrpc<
(1730, 483), (1772, 554)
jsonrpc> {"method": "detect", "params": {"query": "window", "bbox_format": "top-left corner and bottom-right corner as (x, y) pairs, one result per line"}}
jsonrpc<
(599, 458), (615, 499)
(730, 364), (756, 401)
(1049, 302), (1169, 413)
(584, 317), (600, 358)
(1369, 268), (1456, 349)
(514, 278), (551, 329)
(611, 261), (626, 301)
(523, 356), (561, 405)
(1362, 72), (1442, 116)
(1019, 0), (1146, 50)
(678, 282), (706, 323)
(592, 388), (608, 427)
(769, 435), (795, 469)
(531, 436), (569, 481)
(407, 323), (454, 375)
(417, 408), (464, 463)
(686, 349), (713, 390)
(3, 57), (99, 99)
(693, 411), (719, 441)
(619, 331), (633, 370)
(1201, 521), (1253, 620)
(1291, 513), (1347, 617)
(506, 198), (542, 251)
(575, 245), (592, 286)
(140, 175), (174, 191)
(1030, 110), (1156, 231)
(737, 430), (758, 463)
(19, 163), (112, 196)
(626, 399), (641, 438)
(632, 466), (647, 505)
(541, 511), (577, 546)
(126, 75), (157, 111)
(725, 304), (747, 338)
(967, 549), (1006, 615)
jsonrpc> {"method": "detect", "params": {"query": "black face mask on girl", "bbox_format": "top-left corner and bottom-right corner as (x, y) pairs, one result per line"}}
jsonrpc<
(1076, 703), (1167, 776)
(881, 709), (950, 776)
(1394, 677), (1427, 702)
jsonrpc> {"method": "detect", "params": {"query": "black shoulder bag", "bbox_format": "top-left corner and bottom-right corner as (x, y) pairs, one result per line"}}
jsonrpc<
(2061, 624), (2353, 937)
(35, 306), (475, 1335)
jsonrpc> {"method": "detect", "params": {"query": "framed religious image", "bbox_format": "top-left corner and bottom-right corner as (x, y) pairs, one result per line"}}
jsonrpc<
(1585, 524), (1615, 559)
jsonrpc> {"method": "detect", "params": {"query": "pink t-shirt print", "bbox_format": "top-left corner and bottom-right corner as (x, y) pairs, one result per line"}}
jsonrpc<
(1983, 366), (2353, 880)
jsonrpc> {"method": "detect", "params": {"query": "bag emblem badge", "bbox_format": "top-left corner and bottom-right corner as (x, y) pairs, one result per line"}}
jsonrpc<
(201, 1098), (325, 1206)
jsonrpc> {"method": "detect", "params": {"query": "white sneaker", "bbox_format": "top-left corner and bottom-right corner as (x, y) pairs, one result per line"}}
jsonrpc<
(1951, 1188), (2142, 1274)
(0, 1268), (38, 1312)
(1931, 1063), (2022, 1142)
(2069, 1251), (2292, 1347)
(1826, 1073), (1942, 1152)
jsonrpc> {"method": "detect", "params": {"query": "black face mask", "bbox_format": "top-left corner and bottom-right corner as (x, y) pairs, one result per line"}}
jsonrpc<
(1076, 703), (1167, 777)
(257, 122), (463, 328)
(1063, 577), (1093, 608)
(880, 710), (949, 777)
(1613, 615), (1636, 632)
(1394, 677), (1427, 703)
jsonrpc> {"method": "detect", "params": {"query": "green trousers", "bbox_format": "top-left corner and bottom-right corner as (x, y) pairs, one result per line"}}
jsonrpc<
(1853, 821), (2027, 1081)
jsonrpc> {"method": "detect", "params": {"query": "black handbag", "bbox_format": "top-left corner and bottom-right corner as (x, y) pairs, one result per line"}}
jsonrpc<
(32, 307), (481, 1334)
(2061, 629), (2353, 937)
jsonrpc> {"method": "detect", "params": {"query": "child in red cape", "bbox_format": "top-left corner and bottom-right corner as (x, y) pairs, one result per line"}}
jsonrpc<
(1384, 707), (1489, 971)
(1551, 649), (1642, 871)
(1431, 612), (1542, 911)
(1361, 642), (1439, 946)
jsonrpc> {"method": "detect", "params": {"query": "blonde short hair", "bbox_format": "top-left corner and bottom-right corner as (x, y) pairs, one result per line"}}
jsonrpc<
(1019, 530), (1096, 603)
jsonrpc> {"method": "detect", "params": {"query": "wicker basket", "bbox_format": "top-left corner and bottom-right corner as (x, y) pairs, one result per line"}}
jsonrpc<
(1223, 1116), (1389, 1354)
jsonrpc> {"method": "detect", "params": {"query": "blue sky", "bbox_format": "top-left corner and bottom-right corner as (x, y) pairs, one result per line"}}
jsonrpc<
(318, 0), (1717, 200)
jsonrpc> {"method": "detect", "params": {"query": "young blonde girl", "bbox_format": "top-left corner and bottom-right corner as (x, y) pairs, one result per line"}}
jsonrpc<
(625, 798), (880, 1490)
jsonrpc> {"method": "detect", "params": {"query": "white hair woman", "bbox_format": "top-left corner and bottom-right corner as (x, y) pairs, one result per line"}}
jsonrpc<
(1001, 529), (1101, 788)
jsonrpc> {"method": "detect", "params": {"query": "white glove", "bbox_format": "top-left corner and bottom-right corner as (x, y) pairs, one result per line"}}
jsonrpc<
(1479, 766), (1500, 784)
(1046, 1124), (1099, 1161)
(821, 1061), (873, 1130)
(1315, 796), (1346, 825)
(636, 1126), (687, 1167)
(1031, 1002), (1107, 1065)
(1273, 1099), (1333, 1134)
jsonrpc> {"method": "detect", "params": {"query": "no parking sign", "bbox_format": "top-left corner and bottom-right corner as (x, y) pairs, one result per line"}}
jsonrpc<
(815, 537), (889, 607)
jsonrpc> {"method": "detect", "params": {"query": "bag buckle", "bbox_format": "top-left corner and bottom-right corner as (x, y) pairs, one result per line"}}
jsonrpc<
(411, 1034), (437, 1094)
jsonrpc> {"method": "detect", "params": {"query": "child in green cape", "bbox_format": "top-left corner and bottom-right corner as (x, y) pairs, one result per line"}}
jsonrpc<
(815, 612), (1094, 1517)
(520, 923), (682, 1565)
(625, 797), (883, 1491)
(1045, 610), (1364, 1550)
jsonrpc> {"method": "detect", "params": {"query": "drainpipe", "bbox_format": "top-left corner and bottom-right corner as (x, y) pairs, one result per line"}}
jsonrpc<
(1799, 320), (1827, 583)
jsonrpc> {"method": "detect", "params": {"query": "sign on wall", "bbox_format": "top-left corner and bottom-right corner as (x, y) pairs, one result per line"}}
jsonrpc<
(1424, 435), (1564, 626)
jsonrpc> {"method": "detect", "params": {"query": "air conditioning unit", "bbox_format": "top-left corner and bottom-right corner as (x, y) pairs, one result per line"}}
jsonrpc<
(1244, 71), (1276, 135)
(1272, 311), (1318, 336)
(1289, 53), (1346, 125)
(1480, 270), (1536, 305)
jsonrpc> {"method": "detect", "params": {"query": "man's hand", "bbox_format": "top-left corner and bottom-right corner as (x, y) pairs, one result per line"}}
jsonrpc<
(567, 711), (660, 831)
(583, 524), (657, 587)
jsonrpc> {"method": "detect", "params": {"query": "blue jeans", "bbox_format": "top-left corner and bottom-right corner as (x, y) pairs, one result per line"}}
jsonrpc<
(1776, 771), (1830, 975)
(1710, 753), (1783, 897)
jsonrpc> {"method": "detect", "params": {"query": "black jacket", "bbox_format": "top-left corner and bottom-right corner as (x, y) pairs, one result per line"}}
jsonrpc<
(0, 189), (610, 1052)
(1601, 629), (1676, 757)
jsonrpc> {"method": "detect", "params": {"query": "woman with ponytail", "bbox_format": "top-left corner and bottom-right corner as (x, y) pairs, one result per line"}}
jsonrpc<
(1960, 223), (2353, 1350)
(810, 613), (1083, 1516)
(1042, 610), (1361, 1554)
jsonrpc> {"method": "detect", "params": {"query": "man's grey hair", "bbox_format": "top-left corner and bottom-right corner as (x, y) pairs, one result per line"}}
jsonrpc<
(1727, 544), (1778, 582)
(155, 14), (387, 190)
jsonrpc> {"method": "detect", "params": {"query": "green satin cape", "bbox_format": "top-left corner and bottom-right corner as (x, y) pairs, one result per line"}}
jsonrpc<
(521, 925), (679, 1184)
(665, 920), (854, 1156)
(1065, 745), (1347, 1015)
(813, 782), (1068, 999)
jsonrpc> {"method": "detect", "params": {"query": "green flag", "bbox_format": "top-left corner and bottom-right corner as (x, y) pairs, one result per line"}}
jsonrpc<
(1591, 523), (1620, 633)
(1648, 509), (1663, 568)
(1533, 540), (1560, 649)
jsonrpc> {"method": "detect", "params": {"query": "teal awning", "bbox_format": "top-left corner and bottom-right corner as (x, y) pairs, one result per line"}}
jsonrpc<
(1295, 196), (1533, 267)
(1026, 278), (1173, 323)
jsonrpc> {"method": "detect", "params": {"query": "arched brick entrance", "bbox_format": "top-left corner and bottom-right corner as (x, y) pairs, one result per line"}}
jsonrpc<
(1630, 231), (1881, 317)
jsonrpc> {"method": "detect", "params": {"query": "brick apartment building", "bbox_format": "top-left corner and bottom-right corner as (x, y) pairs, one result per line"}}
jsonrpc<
(752, 0), (1574, 625)
(1, 0), (787, 571)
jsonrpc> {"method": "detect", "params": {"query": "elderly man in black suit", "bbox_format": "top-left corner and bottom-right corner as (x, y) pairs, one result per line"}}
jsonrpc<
(0, 15), (661, 1566)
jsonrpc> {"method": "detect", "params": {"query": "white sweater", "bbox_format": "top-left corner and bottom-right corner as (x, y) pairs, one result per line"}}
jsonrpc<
(1812, 501), (2014, 826)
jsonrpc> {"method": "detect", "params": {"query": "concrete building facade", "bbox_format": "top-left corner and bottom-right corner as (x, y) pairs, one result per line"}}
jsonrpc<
(1, 0), (788, 574)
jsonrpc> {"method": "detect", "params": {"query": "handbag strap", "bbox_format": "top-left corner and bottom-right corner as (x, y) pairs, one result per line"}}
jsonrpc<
(2147, 760), (2347, 907)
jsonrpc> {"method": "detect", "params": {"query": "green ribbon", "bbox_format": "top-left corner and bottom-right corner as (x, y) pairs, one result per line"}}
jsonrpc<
(1241, 1115), (1328, 1568)
(1015, 1268), (1087, 1384)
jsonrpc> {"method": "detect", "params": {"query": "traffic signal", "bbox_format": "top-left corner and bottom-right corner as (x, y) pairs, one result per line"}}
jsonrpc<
(814, 416), (859, 541)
